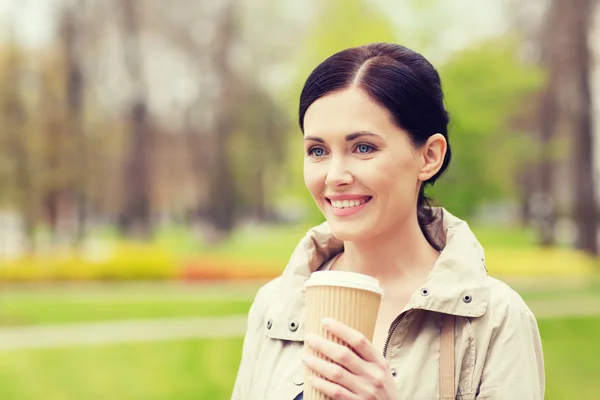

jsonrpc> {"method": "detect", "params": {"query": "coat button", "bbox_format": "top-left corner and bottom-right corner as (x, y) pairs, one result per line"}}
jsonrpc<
(267, 319), (273, 329)
(391, 368), (398, 377)
(289, 320), (299, 332)
(420, 288), (429, 297)
(463, 295), (472, 303)
(292, 371), (304, 385)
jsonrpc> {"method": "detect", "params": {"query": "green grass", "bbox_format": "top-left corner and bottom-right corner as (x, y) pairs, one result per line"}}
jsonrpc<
(0, 317), (597, 399)
(0, 283), (259, 327)
(1, 223), (596, 398)
(0, 282), (598, 399)
(519, 280), (600, 302)
(0, 337), (243, 400)
(540, 316), (600, 400)
(0, 296), (252, 326)
(2, 278), (599, 327)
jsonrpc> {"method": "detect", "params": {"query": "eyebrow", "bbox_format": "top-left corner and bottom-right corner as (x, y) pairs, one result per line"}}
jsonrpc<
(304, 131), (382, 143)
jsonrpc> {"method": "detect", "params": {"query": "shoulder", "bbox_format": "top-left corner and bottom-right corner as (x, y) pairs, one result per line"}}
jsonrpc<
(255, 276), (283, 303)
(486, 276), (533, 316)
(247, 276), (284, 324)
(477, 276), (538, 336)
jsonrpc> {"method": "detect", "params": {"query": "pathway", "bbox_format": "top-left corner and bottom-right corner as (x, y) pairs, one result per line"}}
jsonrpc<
(0, 315), (247, 351)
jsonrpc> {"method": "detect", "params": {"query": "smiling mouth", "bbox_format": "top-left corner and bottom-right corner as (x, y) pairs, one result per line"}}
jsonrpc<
(326, 197), (372, 209)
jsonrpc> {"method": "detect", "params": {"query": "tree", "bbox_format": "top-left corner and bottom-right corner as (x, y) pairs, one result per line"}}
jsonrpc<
(1, 37), (36, 253)
(532, 0), (598, 254)
(118, 0), (153, 238)
(230, 82), (289, 220)
(428, 38), (543, 219)
(60, 2), (88, 244)
(533, 0), (562, 246)
(555, 0), (598, 254)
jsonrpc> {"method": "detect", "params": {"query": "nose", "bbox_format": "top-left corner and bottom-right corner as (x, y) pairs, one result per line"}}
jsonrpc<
(325, 156), (354, 188)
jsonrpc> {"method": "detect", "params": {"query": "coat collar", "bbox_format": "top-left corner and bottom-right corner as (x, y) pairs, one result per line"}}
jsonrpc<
(265, 208), (490, 342)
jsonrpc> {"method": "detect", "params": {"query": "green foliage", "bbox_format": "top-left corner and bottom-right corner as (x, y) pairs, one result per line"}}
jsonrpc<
(429, 37), (544, 217)
(301, 0), (397, 65)
(230, 83), (289, 216)
(278, 5), (543, 223)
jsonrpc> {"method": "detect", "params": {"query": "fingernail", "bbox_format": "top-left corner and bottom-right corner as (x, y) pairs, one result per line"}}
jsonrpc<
(321, 318), (332, 327)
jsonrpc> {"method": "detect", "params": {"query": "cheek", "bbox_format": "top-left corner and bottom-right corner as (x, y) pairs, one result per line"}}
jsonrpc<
(366, 155), (419, 197)
(303, 162), (324, 196)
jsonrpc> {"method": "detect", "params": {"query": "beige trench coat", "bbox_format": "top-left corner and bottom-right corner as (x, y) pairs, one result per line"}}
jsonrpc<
(232, 209), (545, 399)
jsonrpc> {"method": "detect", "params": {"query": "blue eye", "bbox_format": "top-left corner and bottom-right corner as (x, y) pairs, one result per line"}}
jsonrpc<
(309, 147), (325, 157)
(356, 144), (373, 154)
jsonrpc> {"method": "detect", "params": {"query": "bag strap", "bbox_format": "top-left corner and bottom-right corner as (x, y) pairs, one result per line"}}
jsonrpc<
(440, 314), (456, 400)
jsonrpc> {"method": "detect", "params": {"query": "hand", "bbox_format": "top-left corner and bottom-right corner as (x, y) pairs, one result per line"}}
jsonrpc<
(303, 318), (399, 400)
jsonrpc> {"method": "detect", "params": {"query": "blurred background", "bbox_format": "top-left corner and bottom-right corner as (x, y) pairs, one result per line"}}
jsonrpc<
(0, 0), (599, 398)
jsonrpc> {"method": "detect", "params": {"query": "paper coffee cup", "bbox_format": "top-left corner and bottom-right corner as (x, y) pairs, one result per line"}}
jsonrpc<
(303, 270), (384, 400)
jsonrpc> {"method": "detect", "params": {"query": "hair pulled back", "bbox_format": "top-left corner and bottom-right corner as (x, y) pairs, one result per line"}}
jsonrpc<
(299, 43), (451, 249)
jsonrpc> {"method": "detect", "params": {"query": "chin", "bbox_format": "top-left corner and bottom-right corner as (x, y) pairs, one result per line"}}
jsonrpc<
(327, 219), (375, 242)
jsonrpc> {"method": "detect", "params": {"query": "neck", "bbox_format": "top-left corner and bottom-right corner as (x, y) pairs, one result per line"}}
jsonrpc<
(336, 213), (440, 284)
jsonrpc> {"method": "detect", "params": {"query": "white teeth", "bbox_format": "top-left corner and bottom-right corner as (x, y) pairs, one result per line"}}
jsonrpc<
(330, 199), (368, 209)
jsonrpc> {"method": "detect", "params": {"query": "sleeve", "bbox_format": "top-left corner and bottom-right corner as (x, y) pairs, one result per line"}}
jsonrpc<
(476, 309), (545, 399)
(231, 284), (269, 400)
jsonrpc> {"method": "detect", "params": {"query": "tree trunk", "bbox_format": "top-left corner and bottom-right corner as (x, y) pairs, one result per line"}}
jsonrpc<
(536, 86), (557, 246)
(206, 1), (238, 234)
(62, 5), (88, 245)
(568, 0), (597, 254)
(118, 0), (153, 238)
(121, 101), (152, 237)
(537, 0), (598, 254)
(535, 0), (562, 246)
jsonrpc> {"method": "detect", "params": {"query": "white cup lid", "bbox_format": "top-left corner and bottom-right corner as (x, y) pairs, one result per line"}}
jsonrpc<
(305, 271), (384, 296)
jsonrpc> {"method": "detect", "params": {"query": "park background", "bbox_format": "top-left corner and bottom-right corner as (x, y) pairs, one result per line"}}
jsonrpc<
(1, 0), (600, 399)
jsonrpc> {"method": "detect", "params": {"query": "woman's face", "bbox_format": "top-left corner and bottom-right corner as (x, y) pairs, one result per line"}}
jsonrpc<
(303, 87), (442, 241)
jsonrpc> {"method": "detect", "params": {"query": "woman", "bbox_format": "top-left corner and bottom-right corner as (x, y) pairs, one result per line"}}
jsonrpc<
(232, 43), (545, 400)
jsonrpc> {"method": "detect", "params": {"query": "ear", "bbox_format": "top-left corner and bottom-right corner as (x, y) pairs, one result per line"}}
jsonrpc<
(417, 134), (447, 181)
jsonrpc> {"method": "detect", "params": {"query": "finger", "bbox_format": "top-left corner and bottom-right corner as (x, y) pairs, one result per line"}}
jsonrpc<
(302, 352), (360, 394)
(308, 375), (357, 400)
(322, 318), (385, 365)
(305, 333), (364, 375)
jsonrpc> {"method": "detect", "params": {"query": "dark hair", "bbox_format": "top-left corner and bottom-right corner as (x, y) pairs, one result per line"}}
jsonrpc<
(298, 42), (451, 250)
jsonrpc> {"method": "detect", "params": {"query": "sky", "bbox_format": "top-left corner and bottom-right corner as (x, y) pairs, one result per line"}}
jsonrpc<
(0, 0), (510, 52)
(0, 0), (57, 49)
